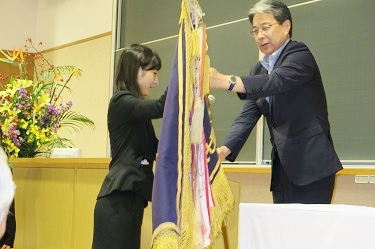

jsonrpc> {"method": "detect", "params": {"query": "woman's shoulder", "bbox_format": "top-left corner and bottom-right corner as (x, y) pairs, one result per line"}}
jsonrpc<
(111, 90), (134, 99)
(110, 91), (138, 104)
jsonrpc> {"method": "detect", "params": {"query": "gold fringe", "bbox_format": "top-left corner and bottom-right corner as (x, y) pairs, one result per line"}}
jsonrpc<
(207, 167), (235, 248)
(190, 30), (201, 58)
(180, 0), (199, 248)
(152, 230), (180, 249)
(203, 55), (210, 96)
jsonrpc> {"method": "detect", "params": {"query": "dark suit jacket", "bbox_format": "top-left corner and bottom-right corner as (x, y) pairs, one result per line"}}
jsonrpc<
(0, 166), (15, 248)
(98, 90), (167, 201)
(0, 200), (15, 248)
(224, 40), (342, 186)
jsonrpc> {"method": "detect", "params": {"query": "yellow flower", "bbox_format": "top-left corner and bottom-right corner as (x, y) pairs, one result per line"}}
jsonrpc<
(72, 67), (81, 76)
(0, 79), (33, 98)
(0, 39), (95, 158)
(27, 124), (39, 135)
(2, 139), (20, 158)
(2, 118), (15, 134)
(0, 90), (8, 98)
(54, 72), (63, 83)
(0, 100), (10, 112)
(17, 79), (33, 88)
(0, 48), (24, 62)
(19, 120), (29, 129)
(33, 90), (50, 112)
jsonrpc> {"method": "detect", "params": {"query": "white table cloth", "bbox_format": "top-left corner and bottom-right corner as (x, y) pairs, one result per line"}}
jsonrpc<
(238, 203), (375, 249)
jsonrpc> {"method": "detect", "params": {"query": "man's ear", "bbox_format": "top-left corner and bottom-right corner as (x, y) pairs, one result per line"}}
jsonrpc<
(282, 20), (291, 35)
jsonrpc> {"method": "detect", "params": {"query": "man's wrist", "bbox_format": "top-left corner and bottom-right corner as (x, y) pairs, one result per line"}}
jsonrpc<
(226, 75), (237, 92)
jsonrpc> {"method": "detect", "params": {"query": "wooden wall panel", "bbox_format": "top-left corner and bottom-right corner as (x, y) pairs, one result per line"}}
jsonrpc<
(13, 167), (74, 249)
(73, 169), (107, 249)
(8, 159), (375, 249)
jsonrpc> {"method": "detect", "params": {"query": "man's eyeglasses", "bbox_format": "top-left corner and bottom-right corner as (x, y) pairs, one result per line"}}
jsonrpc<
(250, 22), (279, 37)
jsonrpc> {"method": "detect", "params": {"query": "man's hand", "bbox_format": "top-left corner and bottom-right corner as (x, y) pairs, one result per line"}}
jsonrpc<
(216, 146), (231, 161)
(209, 68), (227, 89)
(209, 68), (245, 93)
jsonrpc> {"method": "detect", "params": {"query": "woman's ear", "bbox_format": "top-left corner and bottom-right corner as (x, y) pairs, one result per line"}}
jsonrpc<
(137, 67), (145, 80)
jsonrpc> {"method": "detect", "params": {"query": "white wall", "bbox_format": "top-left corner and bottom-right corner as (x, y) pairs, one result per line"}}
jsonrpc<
(0, 0), (113, 50)
(0, 0), (37, 50)
(36, 0), (113, 49)
(1, 0), (114, 158)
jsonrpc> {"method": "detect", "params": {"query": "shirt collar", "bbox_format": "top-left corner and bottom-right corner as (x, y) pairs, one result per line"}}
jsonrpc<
(260, 39), (290, 73)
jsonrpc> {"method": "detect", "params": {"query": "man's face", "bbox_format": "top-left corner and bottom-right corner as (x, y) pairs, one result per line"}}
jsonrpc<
(251, 13), (291, 55)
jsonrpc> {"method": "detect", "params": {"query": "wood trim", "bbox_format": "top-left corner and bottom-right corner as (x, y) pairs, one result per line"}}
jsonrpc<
(9, 158), (110, 169)
(41, 32), (112, 53)
(223, 166), (375, 175)
(9, 158), (375, 175)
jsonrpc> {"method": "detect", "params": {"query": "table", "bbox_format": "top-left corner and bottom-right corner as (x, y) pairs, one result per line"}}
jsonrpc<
(238, 203), (375, 249)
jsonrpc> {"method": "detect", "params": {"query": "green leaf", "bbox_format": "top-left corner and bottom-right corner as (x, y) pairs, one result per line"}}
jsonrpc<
(59, 111), (96, 133)
(41, 65), (82, 82)
(0, 58), (17, 65)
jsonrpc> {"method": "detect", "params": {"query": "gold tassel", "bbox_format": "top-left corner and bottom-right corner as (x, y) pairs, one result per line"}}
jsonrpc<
(152, 230), (180, 249)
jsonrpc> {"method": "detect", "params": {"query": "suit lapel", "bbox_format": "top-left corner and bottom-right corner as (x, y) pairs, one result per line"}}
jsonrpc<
(267, 41), (293, 126)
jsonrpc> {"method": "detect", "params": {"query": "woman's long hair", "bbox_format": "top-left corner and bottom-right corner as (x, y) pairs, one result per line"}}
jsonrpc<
(114, 44), (161, 98)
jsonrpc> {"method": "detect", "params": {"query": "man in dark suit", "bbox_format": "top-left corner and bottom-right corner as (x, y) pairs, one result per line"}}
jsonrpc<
(209, 0), (342, 204)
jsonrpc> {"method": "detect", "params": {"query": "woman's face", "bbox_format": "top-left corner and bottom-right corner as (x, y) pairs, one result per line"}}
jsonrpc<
(137, 68), (159, 97)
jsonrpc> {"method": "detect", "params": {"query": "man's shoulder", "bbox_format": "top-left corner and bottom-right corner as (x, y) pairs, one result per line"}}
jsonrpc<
(285, 40), (310, 52)
(279, 40), (314, 62)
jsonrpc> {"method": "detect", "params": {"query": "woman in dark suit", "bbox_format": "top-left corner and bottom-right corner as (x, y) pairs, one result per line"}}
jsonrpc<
(92, 44), (167, 249)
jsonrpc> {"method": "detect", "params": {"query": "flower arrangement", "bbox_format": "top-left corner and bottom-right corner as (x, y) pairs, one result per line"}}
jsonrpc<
(0, 38), (95, 158)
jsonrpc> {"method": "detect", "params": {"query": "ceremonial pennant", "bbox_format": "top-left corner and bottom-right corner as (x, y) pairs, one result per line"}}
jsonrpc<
(151, 1), (234, 248)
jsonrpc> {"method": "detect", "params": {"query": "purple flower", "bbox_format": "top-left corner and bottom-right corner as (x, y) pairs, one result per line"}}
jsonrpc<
(47, 104), (60, 116)
(16, 103), (23, 110)
(8, 125), (23, 147)
(8, 124), (17, 132)
(13, 138), (22, 147)
(18, 87), (27, 98)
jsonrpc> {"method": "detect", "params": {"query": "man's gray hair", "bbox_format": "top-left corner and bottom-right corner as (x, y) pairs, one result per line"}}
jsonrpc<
(248, 0), (293, 37)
